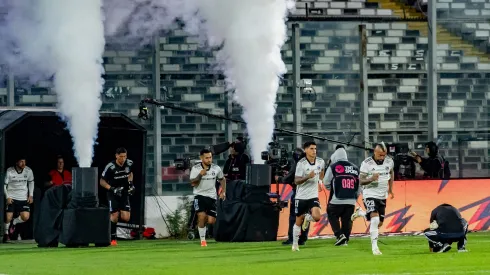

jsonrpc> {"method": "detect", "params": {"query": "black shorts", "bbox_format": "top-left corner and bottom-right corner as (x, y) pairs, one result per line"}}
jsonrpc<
(294, 198), (321, 217)
(363, 198), (386, 222)
(6, 200), (30, 213)
(108, 193), (131, 214)
(193, 195), (217, 218)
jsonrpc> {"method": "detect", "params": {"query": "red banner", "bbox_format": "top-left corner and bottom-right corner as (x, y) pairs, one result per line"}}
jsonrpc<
(270, 179), (490, 237)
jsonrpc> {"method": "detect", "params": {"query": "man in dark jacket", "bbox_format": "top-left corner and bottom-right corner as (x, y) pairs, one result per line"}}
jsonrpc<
(324, 146), (360, 246)
(223, 142), (250, 181)
(424, 203), (468, 253)
(277, 148), (309, 245)
(411, 142), (450, 179)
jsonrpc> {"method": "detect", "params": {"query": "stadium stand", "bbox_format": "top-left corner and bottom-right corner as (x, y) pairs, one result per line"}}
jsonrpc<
(293, 0), (396, 17)
(1, 0), (489, 191)
(437, 0), (490, 54)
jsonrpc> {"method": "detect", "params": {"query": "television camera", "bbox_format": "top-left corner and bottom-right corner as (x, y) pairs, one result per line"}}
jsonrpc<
(261, 141), (290, 178)
(387, 143), (416, 179)
(174, 157), (194, 171)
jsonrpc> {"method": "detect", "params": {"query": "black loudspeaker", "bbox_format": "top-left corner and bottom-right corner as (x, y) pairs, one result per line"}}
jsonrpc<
(61, 167), (110, 247)
(245, 164), (271, 186)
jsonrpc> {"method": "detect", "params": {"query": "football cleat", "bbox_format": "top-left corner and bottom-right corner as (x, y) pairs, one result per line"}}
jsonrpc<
(110, 240), (118, 246)
(201, 240), (207, 247)
(302, 215), (311, 231)
(292, 244), (300, 251)
(372, 248), (382, 255)
(351, 207), (365, 221)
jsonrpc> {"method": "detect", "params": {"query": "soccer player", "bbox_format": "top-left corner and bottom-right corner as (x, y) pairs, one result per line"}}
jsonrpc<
(3, 157), (34, 243)
(324, 146), (360, 246)
(292, 141), (325, 251)
(424, 203), (468, 253)
(189, 149), (226, 247)
(100, 147), (135, 246)
(352, 142), (395, 255)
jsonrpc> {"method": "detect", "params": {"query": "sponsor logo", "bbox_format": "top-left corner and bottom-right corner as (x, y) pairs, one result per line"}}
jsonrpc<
(335, 165), (344, 173)
(345, 166), (359, 175)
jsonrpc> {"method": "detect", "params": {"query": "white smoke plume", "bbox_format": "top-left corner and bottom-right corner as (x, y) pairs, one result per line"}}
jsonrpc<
(103, 0), (294, 162)
(197, 0), (294, 163)
(0, 0), (105, 167)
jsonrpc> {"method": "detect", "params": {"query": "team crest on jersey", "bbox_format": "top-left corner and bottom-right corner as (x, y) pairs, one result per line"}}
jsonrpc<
(24, 174), (27, 178)
(385, 166), (390, 171)
(212, 171), (215, 176)
(317, 166), (321, 170)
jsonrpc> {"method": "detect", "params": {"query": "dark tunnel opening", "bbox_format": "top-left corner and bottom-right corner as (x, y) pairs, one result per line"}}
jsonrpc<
(0, 111), (146, 240)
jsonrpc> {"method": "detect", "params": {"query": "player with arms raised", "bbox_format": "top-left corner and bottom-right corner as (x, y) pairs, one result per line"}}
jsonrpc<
(352, 142), (395, 255)
(189, 149), (226, 247)
(292, 141), (325, 251)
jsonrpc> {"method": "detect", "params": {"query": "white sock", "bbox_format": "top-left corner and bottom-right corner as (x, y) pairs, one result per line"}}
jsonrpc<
(293, 224), (301, 246)
(4, 223), (8, 233)
(13, 216), (25, 225)
(305, 214), (314, 222)
(370, 216), (380, 250)
(198, 227), (207, 241)
(358, 209), (366, 217)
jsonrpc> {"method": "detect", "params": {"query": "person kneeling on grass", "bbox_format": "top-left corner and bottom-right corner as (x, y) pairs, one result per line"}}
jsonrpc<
(424, 203), (468, 253)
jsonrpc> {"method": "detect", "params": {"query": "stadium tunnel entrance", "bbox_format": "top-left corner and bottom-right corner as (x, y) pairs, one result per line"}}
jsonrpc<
(0, 110), (146, 240)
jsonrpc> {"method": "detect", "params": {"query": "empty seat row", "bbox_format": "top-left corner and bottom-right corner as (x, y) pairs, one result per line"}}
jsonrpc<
(293, 0), (394, 17)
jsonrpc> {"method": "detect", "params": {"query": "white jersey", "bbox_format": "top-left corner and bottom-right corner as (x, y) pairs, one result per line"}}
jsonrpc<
(360, 156), (394, 200)
(4, 166), (35, 201)
(295, 157), (325, 200)
(190, 163), (224, 200)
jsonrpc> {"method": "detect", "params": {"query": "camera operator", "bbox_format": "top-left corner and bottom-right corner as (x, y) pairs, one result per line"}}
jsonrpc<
(410, 142), (451, 179)
(275, 148), (310, 246)
(223, 142), (250, 181)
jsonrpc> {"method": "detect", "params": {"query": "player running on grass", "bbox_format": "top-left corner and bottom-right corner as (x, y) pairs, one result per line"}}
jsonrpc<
(189, 149), (226, 247)
(352, 142), (395, 255)
(292, 141), (325, 251)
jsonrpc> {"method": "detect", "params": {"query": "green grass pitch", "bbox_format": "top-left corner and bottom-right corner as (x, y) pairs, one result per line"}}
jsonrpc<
(1, 232), (489, 275)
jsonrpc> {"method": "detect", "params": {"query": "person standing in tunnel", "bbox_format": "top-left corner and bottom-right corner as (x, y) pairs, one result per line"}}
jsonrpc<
(47, 156), (72, 187)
